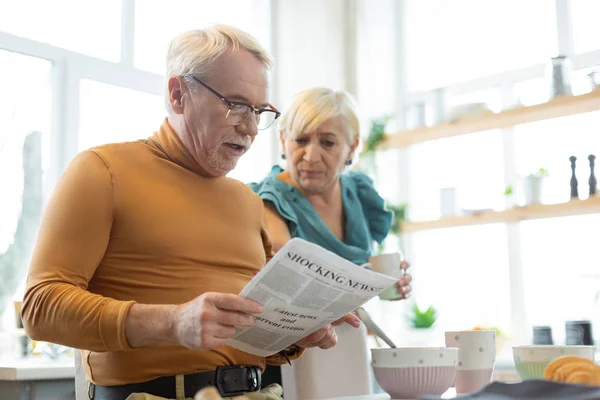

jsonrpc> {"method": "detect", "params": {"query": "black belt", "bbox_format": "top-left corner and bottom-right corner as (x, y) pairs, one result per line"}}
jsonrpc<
(90, 366), (261, 399)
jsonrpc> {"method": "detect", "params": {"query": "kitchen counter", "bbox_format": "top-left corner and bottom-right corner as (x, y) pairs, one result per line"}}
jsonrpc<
(0, 355), (74, 381)
(0, 356), (75, 400)
(495, 354), (520, 372)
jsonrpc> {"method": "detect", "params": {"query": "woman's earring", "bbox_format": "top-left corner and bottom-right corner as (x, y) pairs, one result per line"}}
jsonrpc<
(281, 153), (286, 160)
(346, 159), (353, 166)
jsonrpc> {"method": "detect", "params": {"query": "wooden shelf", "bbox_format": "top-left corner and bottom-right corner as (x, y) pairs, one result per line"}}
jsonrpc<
(382, 90), (600, 149)
(401, 196), (600, 233)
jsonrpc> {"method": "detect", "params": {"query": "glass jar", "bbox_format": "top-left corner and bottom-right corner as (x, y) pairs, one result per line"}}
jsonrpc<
(547, 55), (573, 99)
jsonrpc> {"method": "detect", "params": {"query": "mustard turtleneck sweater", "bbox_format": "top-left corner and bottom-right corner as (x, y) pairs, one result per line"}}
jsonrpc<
(21, 119), (293, 386)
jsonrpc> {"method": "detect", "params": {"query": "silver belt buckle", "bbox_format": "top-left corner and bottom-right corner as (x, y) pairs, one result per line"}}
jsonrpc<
(87, 382), (95, 399)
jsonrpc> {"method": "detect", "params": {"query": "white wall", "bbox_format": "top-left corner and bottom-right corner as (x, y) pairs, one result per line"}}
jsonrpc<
(271, 0), (351, 110)
(356, 0), (398, 120)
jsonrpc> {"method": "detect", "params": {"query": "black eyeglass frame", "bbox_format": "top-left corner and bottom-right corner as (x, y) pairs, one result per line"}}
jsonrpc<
(181, 74), (281, 130)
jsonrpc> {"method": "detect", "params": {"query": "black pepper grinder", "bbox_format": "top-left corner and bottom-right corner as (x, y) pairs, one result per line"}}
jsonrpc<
(570, 156), (579, 199)
(588, 154), (597, 196)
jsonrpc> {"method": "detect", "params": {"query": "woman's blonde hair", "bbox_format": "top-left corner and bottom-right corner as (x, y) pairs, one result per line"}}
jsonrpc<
(279, 87), (360, 144)
(164, 24), (273, 113)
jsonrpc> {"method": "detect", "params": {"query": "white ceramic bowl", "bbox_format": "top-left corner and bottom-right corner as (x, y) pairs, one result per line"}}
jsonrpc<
(371, 347), (458, 399)
(512, 345), (596, 380)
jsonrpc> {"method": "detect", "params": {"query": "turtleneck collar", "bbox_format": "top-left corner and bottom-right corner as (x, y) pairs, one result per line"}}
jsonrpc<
(149, 118), (213, 177)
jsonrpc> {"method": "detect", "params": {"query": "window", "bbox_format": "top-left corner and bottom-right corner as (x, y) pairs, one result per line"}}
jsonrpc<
(0, 0), (122, 61)
(78, 80), (165, 151)
(408, 130), (506, 222)
(397, 0), (600, 350)
(572, 67), (600, 96)
(402, 126), (512, 337)
(410, 225), (512, 333)
(0, 50), (51, 306)
(514, 69), (598, 108)
(571, 0), (600, 54)
(513, 78), (548, 107)
(449, 88), (503, 114)
(227, 128), (273, 183)
(404, 0), (557, 92)
(134, 0), (271, 74)
(514, 112), (600, 204)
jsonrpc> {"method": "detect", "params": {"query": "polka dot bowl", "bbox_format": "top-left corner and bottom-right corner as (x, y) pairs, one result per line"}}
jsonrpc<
(371, 347), (458, 399)
(512, 345), (596, 380)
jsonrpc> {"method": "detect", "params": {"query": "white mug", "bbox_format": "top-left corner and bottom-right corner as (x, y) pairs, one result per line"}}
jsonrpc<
(445, 330), (496, 394)
(362, 252), (403, 300)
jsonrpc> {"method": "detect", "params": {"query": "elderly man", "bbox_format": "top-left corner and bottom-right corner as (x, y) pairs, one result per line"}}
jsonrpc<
(21, 25), (360, 400)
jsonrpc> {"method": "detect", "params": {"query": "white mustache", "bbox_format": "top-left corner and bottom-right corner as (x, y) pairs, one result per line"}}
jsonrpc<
(222, 136), (251, 149)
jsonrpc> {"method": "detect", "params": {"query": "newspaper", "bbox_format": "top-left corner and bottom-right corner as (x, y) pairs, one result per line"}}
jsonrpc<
(227, 238), (398, 357)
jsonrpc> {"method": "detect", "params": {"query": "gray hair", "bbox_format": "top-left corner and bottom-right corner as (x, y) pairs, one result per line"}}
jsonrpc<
(164, 24), (273, 113)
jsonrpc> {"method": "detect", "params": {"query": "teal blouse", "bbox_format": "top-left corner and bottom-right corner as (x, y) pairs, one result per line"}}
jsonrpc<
(248, 166), (393, 265)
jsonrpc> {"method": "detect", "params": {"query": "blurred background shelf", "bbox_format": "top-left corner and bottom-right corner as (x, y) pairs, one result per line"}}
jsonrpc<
(383, 90), (600, 149)
(402, 196), (600, 233)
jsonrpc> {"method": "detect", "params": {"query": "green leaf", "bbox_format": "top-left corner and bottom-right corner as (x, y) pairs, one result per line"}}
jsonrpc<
(406, 303), (437, 328)
(363, 115), (393, 154)
(386, 201), (409, 236)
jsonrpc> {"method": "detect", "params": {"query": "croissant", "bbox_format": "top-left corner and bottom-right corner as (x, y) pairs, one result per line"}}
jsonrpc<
(543, 356), (600, 386)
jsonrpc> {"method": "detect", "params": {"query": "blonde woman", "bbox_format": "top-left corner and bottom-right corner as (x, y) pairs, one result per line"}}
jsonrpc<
(249, 87), (412, 399)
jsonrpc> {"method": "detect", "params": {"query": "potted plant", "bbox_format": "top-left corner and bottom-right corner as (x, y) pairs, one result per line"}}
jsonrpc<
(402, 303), (439, 346)
(377, 202), (408, 254)
(524, 168), (549, 205)
(364, 115), (392, 154)
(388, 202), (409, 237)
(503, 184), (517, 208)
(407, 303), (437, 329)
(357, 115), (392, 179)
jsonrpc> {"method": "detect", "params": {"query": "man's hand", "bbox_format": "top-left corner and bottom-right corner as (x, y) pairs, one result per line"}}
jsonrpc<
(172, 292), (263, 350)
(125, 292), (262, 349)
(294, 312), (361, 350)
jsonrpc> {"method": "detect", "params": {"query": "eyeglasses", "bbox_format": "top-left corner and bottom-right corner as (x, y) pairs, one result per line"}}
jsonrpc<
(182, 74), (280, 130)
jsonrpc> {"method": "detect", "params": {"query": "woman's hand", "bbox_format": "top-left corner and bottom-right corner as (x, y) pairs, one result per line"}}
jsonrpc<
(396, 260), (412, 299)
(293, 312), (361, 350)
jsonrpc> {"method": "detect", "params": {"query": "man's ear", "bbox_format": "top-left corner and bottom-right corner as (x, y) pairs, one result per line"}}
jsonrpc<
(168, 76), (185, 114)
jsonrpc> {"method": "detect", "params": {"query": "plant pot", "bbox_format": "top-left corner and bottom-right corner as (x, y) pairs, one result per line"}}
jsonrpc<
(524, 176), (544, 205)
